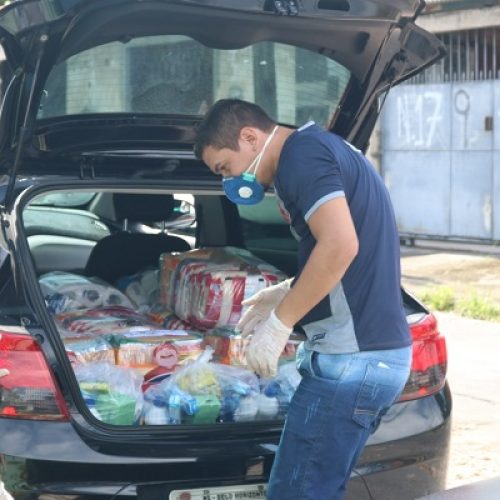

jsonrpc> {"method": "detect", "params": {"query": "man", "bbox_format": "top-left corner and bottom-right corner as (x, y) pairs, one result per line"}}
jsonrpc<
(194, 99), (412, 500)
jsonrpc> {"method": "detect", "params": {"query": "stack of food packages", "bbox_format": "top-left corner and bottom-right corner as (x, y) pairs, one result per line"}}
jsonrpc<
(38, 247), (303, 426)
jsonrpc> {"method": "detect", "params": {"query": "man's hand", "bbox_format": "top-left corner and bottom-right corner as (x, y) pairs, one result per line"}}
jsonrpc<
(245, 309), (292, 378)
(237, 279), (292, 338)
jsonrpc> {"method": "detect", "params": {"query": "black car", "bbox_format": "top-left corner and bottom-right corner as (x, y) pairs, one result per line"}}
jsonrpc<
(0, 1), (450, 498)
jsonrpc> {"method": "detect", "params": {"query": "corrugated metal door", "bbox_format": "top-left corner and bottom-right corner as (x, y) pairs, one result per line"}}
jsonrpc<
(381, 80), (498, 241)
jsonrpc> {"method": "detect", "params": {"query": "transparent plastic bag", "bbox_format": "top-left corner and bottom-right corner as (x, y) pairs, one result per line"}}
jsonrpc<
(62, 333), (115, 366)
(141, 347), (261, 425)
(260, 362), (302, 419)
(113, 329), (204, 374)
(55, 305), (156, 336)
(115, 269), (160, 312)
(39, 271), (134, 314)
(74, 361), (143, 425)
(212, 363), (260, 422)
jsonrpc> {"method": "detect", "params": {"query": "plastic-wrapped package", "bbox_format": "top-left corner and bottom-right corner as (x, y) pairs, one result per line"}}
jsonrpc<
(159, 247), (287, 330)
(62, 334), (115, 365)
(203, 328), (304, 367)
(141, 347), (261, 425)
(115, 269), (160, 312)
(147, 307), (192, 330)
(260, 362), (302, 418)
(113, 329), (204, 375)
(39, 271), (134, 314)
(55, 306), (156, 336)
(74, 361), (143, 425)
(212, 363), (260, 422)
(202, 328), (249, 366)
(142, 348), (220, 425)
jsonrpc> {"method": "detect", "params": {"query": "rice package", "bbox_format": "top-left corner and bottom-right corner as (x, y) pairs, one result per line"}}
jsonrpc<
(55, 306), (156, 336)
(159, 247), (287, 330)
(39, 271), (134, 314)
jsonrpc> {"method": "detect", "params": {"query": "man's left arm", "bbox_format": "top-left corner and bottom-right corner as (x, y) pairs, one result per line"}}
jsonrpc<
(275, 196), (358, 328)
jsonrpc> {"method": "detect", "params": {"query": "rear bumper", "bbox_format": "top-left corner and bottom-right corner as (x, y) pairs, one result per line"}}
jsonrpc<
(0, 384), (451, 499)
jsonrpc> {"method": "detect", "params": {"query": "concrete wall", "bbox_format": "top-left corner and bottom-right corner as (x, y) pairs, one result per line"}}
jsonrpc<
(418, 5), (500, 33)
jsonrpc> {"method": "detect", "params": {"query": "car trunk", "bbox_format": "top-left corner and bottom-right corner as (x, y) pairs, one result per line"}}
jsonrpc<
(0, 179), (444, 444)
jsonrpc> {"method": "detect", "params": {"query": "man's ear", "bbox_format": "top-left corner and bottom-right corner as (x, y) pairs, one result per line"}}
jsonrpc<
(239, 127), (259, 150)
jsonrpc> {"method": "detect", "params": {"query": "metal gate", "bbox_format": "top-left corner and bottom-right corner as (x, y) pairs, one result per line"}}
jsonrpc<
(381, 79), (500, 242)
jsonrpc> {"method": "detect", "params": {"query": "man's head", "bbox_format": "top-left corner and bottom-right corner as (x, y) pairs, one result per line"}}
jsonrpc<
(194, 99), (277, 182)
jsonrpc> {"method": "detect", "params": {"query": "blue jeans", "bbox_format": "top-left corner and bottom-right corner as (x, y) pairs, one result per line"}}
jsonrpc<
(266, 345), (412, 500)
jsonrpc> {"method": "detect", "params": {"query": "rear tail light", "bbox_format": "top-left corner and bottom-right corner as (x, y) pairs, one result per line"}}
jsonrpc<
(399, 313), (447, 401)
(0, 328), (69, 420)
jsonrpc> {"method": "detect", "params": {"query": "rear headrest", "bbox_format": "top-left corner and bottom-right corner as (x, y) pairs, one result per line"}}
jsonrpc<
(113, 193), (175, 223)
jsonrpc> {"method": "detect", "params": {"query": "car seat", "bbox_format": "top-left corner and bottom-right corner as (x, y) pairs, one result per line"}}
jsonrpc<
(85, 193), (191, 284)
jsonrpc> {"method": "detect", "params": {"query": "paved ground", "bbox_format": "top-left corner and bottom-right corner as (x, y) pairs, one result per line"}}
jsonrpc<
(401, 242), (500, 304)
(434, 312), (500, 489)
(401, 243), (500, 490)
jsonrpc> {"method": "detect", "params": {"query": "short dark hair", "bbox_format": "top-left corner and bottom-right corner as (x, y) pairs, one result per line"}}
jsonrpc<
(194, 99), (275, 159)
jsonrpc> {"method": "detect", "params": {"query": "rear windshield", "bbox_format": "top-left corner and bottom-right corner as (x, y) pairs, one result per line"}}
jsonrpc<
(38, 35), (351, 126)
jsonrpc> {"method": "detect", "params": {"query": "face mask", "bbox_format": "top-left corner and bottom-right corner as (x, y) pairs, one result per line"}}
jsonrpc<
(223, 125), (279, 205)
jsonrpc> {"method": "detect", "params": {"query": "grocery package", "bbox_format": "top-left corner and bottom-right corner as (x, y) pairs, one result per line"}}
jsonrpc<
(113, 329), (204, 375)
(202, 328), (249, 366)
(142, 348), (263, 425)
(159, 247), (287, 330)
(147, 306), (192, 330)
(203, 327), (305, 367)
(62, 334), (115, 365)
(55, 306), (157, 336)
(39, 271), (134, 314)
(74, 361), (143, 425)
(260, 362), (302, 418)
(115, 269), (160, 312)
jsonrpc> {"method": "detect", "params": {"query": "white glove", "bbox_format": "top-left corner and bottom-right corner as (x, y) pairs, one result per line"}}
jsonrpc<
(0, 481), (14, 500)
(237, 279), (292, 338)
(245, 309), (292, 378)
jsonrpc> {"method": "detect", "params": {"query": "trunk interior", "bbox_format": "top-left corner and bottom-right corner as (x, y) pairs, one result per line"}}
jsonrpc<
(15, 184), (426, 432)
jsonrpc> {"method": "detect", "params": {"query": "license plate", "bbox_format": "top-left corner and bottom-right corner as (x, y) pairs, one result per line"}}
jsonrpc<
(169, 483), (267, 499)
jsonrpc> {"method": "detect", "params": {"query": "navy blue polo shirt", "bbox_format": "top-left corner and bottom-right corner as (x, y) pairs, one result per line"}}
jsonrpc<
(274, 123), (411, 353)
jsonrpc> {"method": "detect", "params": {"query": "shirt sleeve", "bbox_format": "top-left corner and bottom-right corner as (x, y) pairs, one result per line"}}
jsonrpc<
(277, 133), (346, 222)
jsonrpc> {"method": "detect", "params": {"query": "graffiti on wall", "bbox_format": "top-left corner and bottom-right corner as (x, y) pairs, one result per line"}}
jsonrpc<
(381, 81), (500, 241)
(395, 90), (444, 148)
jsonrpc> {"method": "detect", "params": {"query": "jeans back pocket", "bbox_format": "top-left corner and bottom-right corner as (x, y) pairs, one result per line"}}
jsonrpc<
(352, 361), (408, 430)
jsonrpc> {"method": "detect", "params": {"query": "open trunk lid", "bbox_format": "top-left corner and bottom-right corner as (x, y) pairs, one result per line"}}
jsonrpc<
(0, 0), (444, 197)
